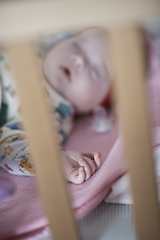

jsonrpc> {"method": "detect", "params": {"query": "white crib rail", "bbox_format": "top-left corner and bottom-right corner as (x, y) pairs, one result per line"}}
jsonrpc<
(1, 1), (160, 240)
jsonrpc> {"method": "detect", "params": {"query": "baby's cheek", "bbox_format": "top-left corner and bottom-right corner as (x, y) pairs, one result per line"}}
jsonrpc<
(67, 80), (99, 112)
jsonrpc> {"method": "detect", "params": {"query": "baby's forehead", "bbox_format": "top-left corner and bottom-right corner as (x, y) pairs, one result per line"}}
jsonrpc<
(75, 29), (106, 64)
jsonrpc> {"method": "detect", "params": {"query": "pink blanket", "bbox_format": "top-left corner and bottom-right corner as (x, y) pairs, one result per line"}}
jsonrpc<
(65, 119), (123, 219)
(0, 35), (160, 239)
(0, 119), (119, 239)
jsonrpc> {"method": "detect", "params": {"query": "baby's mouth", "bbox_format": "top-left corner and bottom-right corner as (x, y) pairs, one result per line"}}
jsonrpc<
(60, 66), (71, 81)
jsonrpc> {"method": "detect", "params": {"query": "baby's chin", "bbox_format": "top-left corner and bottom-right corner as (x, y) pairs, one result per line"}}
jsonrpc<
(74, 103), (95, 114)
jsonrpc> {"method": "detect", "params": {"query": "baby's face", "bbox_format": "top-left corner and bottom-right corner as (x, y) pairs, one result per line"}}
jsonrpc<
(43, 28), (111, 113)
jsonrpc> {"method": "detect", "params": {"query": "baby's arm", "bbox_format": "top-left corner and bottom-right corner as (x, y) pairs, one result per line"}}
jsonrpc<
(60, 150), (101, 184)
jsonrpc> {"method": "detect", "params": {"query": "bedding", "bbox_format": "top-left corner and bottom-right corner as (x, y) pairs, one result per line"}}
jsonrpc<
(0, 119), (159, 239)
(0, 118), (118, 239)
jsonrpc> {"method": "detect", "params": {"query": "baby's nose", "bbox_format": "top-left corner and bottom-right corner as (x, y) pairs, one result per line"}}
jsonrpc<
(71, 54), (85, 71)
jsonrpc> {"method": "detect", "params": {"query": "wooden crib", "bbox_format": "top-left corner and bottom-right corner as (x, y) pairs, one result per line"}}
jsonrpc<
(0, 0), (160, 239)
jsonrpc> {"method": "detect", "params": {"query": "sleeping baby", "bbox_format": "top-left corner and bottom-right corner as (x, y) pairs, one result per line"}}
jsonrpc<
(0, 28), (112, 184)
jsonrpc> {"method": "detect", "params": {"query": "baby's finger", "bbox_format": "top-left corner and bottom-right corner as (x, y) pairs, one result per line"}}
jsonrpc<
(94, 153), (101, 169)
(78, 158), (92, 180)
(81, 156), (97, 175)
(82, 152), (97, 160)
(69, 167), (86, 184)
(82, 152), (101, 161)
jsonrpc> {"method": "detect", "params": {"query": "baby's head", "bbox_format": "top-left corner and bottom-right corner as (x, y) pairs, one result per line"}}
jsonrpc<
(43, 28), (111, 113)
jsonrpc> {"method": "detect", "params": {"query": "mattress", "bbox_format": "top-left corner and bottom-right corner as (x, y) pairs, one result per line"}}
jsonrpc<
(79, 202), (136, 240)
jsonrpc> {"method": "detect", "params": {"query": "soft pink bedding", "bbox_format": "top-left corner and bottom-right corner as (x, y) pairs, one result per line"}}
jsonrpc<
(0, 119), (119, 239)
(0, 116), (159, 239)
(65, 119), (124, 219)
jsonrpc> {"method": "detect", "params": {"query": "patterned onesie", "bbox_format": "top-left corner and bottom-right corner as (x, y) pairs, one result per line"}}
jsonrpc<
(0, 53), (74, 176)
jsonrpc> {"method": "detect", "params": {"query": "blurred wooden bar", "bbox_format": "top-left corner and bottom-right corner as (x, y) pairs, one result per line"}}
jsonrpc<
(0, 0), (160, 41)
(6, 41), (80, 240)
(110, 27), (160, 239)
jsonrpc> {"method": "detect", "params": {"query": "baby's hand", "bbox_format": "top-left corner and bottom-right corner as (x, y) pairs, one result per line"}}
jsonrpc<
(60, 150), (101, 184)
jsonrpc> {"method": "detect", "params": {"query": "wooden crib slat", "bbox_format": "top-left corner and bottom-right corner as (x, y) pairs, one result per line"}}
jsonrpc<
(6, 41), (79, 240)
(110, 27), (160, 240)
(0, 0), (160, 42)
